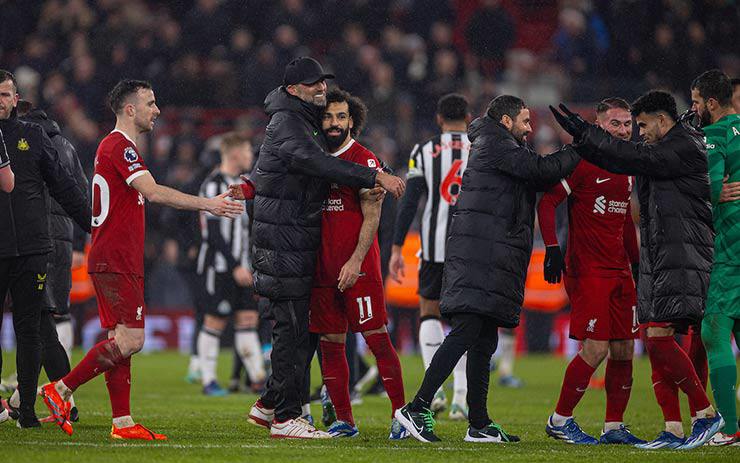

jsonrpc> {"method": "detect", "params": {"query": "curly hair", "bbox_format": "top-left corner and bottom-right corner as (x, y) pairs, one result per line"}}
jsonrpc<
(326, 88), (367, 138)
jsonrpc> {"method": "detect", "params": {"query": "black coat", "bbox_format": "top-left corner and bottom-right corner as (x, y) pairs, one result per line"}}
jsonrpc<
(20, 110), (89, 250)
(440, 116), (580, 327)
(0, 114), (91, 259)
(575, 123), (713, 326)
(251, 87), (377, 301)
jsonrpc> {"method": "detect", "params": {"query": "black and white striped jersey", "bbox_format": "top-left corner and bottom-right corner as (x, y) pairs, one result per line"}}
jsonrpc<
(196, 170), (251, 280)
(407, 131), (471, 263)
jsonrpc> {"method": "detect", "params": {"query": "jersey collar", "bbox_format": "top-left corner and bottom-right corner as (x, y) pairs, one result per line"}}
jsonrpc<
(111, 129), (137, 147)
(330, 138), (355, 157)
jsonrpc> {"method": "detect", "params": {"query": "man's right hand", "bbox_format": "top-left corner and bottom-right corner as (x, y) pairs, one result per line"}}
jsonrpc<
(376, 170), (405, 198)
(719, 175), (740, 203)
(388, 245), (405, 284)
(543, 245), (566, 284)
(233, 265), (253, 287)
(206, 192), (245, 218)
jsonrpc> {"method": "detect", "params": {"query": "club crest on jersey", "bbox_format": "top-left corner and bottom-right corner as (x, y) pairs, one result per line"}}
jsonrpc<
(17, 138), (29, 151)
(124, 147), (138, 163)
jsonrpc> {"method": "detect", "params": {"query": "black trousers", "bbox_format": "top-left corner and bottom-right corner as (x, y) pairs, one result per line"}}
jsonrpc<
(0, 254), (48, 417)
(260, 298), (312, 422)
(413, 312), (499, 429)
(40, 309), (70, 381)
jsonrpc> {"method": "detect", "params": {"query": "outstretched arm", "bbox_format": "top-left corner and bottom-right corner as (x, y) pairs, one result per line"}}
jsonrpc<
(131, 172), (243, 217)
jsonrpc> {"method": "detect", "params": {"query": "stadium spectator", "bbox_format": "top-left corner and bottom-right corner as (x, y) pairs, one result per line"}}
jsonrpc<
(731, 78), (740, 113)
(0, 70), (91, 429)
(465, 0), (516, 74)
(550, 91), (722, 449)
(239, 57), (404, 439)
(0, 128), (13, 192)
(396, 95), (580, 443)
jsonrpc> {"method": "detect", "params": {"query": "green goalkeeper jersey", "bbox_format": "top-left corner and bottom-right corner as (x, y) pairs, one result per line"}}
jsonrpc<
(705, 113), (740, 266)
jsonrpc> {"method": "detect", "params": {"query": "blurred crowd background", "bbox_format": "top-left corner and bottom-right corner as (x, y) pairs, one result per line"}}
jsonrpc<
(0, 0), (737, 318)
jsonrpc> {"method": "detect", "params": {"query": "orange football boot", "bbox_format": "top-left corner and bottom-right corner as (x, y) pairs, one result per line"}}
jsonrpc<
(111, 423), (167, 440)
(39, 382), (73, 435)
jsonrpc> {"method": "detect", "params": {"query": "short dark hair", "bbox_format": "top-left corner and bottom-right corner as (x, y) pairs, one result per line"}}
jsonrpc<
(732, 78), (740, 88)
(108, 79), (152, 114)
(0, 70), (17, 92)
(486, 95), (526, 123)
(596, 97), (630, 114)
(691, 69), (733, 107)
(631, 90), (678, 121)
(437, 93), (469, 121)
(326, 88), (367, 137)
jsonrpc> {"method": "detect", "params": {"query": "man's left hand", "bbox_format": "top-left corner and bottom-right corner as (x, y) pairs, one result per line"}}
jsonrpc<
(338, 257), (362, 292)
(549, 104), (590, 140)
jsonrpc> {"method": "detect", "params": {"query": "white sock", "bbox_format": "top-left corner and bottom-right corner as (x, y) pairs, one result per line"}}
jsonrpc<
(551, 412), (571, 427)
(498, 331), (515, 377)
(665, 421), (684, 438)
(603, 421), (623, 432)
(188, 355), (200, 374)
(55, 320), (74, 360)
(452, 352), (467, 406)
(235, 329), (266, 383)
(56, 380), (73, 401)
(420, 318), (446, 396)
(695, 406), (714, 420)
(197, 328), (221, 386)
(9, 389), (19, 408)
(301, 403), (311, 417)
(112, 415), (135, 428)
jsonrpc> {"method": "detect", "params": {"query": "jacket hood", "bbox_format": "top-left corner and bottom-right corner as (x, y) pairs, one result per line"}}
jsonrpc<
(264, 86), (324, 123)
(20, 109), (61, 138)
(468, 115), (520, 146)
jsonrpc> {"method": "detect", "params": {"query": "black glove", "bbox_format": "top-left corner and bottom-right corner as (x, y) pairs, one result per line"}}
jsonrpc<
(0, 127), (9, 167)
(631, 262), (639, 286)
(678, 109), (701, 132)
(378, 157), (394, 175)
(549, 104), (591, 141)
(543, 245), (566, 284)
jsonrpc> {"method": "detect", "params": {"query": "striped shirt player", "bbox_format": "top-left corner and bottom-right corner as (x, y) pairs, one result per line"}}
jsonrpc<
(389, 92), (473, 418)
(197, 170), (255, 316)
(392, 131), (471, 298)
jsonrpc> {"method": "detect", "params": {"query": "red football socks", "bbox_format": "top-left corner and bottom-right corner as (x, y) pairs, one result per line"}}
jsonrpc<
(650, 365), (682, 422)
(555, 354), (596, 417)
(63, 338), (125, 391)
(105, 355), (132, 418)
(604, 359), (632, 422)
(646, 335), (710, 413)
(364, 333), (405, 416)
(320, 340), (353, 425)
(687, 331), (708, 416)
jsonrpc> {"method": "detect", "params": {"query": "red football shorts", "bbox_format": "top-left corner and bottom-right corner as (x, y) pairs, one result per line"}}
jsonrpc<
(309, 280), (387, 334)
(565, 275), (638, 341)
(90, 273), (146, 330)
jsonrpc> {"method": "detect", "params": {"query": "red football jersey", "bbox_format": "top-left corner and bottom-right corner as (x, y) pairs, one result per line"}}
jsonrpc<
(561, 161), (633, 277)
(88, 130), (149, 276)
(314, 139), (384, 287)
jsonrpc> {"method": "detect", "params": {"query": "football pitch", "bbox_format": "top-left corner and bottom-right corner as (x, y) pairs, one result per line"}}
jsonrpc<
(2, 351), (736, 463)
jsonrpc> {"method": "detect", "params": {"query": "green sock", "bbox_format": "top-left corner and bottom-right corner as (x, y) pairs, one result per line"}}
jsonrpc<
(710, 365), (738, 434)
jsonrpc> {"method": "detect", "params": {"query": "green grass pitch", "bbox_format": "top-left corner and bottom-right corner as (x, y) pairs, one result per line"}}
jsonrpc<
(1, 350), (737, 462)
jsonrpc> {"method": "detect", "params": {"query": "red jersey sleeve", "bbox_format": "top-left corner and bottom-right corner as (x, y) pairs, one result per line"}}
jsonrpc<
(538, 163), (583, 246)
(110, 140), (149, 185)
(623, 202), (639, 264)
(355, 150), (383, 194)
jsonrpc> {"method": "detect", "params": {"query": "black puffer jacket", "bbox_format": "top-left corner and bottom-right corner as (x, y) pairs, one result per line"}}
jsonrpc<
(21, 110), (89, 250)
(0, 114), (91, 258)
(251, 87), (377, 300)
(575, 123), (713, 326)
(440, 116), (580, 327)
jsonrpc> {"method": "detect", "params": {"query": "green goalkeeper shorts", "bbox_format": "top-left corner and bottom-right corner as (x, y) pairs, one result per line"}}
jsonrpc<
(706, 263), (740, 319)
